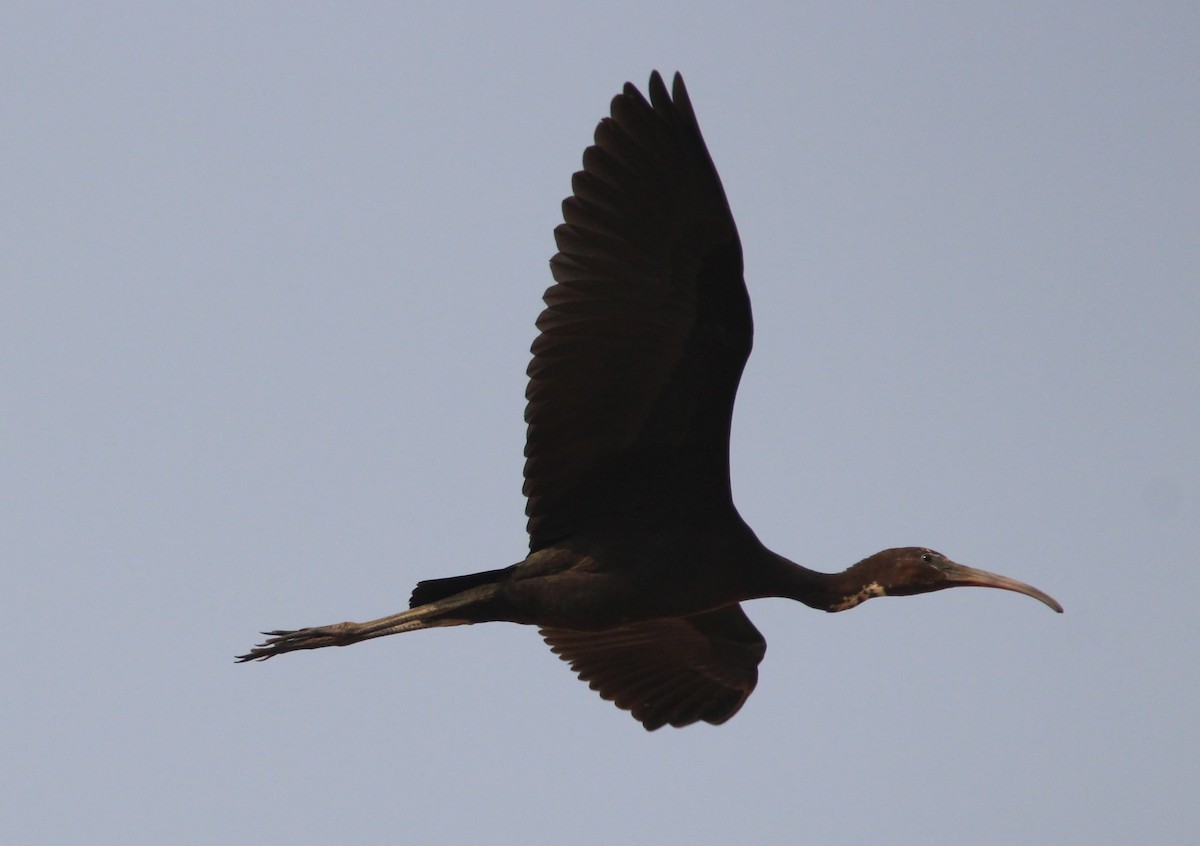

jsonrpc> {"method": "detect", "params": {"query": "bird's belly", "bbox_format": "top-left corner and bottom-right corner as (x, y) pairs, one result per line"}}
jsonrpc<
(499, 547), (728, 630)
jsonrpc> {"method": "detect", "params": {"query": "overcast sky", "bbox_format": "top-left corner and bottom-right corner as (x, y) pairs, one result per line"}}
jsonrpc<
(4, 3), (1197, 844)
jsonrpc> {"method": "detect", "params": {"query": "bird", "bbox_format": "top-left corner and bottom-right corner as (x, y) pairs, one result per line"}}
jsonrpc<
(238, 71), (1062, 731)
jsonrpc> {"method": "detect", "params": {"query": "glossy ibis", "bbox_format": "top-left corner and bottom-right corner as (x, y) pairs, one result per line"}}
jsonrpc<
(238, 71), (1062, 730)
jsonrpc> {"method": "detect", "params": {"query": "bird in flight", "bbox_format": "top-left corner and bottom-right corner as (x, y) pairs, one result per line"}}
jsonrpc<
(238, 71), (1062, 730)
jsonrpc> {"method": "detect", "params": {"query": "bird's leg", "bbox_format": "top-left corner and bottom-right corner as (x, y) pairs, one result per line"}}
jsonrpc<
(236, 586), (497, 663)
(236, 606), (442, 662)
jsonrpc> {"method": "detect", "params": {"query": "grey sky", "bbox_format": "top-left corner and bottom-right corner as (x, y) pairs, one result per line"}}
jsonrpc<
(4, 3), (1196, 844)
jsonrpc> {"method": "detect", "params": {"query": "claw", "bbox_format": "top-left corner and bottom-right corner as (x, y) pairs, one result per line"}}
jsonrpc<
(235, 622), (364, 662)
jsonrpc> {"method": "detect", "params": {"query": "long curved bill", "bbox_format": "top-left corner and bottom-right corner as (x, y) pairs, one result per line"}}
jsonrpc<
(942, 563), (1063, 613)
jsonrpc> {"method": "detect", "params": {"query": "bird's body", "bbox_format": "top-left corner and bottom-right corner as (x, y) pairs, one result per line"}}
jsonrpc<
(427, 514), (774, 629)
(239, 72), (1061, 730)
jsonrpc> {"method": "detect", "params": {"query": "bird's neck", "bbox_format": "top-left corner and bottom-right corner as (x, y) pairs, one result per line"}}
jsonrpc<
(763, 554), (884, 613)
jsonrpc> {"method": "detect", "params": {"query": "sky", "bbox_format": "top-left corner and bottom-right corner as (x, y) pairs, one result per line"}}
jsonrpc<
(3, 2), (1197, 844)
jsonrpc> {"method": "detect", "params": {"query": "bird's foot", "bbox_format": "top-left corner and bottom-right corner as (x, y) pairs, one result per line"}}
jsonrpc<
(235, 621), (362, 662)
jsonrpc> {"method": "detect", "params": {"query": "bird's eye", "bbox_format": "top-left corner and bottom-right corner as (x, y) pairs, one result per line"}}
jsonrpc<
(921, 552), (933, 563)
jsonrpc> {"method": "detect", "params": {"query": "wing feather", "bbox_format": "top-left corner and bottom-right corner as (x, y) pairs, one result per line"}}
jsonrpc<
(524, 72), (750, 550)
(540, 604), (766, 730)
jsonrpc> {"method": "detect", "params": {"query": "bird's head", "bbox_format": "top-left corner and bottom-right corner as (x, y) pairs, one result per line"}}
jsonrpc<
(835, 547), (1063, 613)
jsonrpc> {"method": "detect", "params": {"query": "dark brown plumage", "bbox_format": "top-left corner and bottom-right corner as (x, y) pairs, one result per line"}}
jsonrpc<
(238, 72), (1062, 730)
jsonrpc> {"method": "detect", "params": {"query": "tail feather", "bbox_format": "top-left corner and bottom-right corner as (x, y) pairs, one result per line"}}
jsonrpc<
(409, 565), (515, 608)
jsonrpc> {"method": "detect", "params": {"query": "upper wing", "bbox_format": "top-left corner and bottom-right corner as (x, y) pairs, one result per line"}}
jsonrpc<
(524, 72), (751, 550)
(540, 604), (766, 730)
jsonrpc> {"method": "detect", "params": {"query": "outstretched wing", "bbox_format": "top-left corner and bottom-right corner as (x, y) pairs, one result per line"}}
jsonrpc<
(524, 72), (750, 550)
(540, 605), (766, 730)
